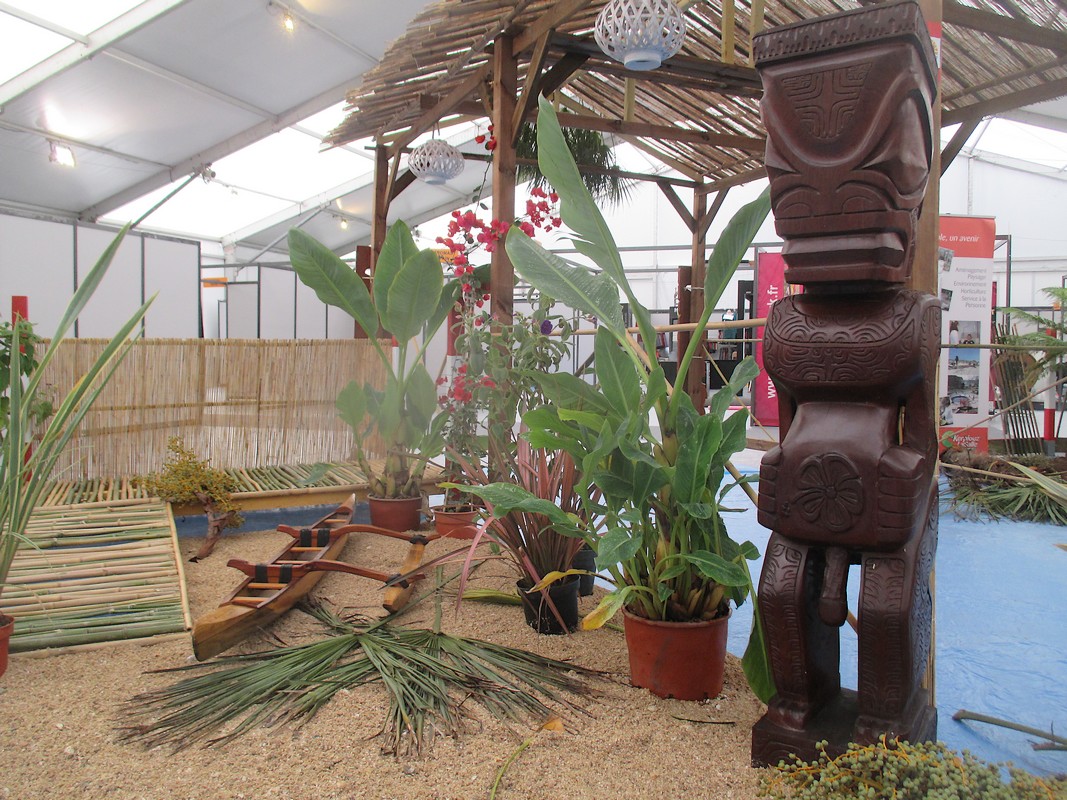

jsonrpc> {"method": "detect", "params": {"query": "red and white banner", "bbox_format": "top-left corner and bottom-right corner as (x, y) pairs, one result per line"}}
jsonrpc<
(938, 215), (996, 452)
(753, 251), (787, 427)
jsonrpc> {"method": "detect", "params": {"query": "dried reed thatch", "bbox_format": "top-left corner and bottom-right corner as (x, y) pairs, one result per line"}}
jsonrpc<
(35, 338), (389, 481)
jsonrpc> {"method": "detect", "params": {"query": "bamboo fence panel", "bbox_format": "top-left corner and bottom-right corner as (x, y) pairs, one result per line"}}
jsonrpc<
(36, 338), (388, 481)
(0, 498), (190, 652)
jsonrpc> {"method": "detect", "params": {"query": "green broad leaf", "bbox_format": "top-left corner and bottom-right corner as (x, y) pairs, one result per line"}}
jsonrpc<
(426, 280), (461, 341)
(656, 582), (674, 603)
(405, 364), (439, 430)
(705, 187), (771, 310)
(644, 365), (669, 410)
(532, 96), (626, 287)
(384, 248), (443, 342)
(679, 502), (716, 520)
(581, 587), (633, 630)
(288, 228), (379, 342)
(374, 220), (420, 323)
(506, 231), (625, 332)
(596, 526), (642, 570)
(335, 380), (368, 433)
(464, 483), (575, 528)
(683, 550), (749, 587)
(720, 408), (750, 460)
(742, 604), (776, 703)
(528, 371), (616, 416)
(299, 463), (334, 487)
(710, 356), (760, 419)
(674, 413), (723, 504)
(739, 540), (760, 561)
(557, 407), (611, 432)
(657, 561), (690, 582)
(594, 327), (641, 414)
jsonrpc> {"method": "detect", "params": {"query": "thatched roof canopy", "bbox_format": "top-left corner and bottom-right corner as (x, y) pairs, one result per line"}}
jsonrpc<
(326, 0), (1067, 189)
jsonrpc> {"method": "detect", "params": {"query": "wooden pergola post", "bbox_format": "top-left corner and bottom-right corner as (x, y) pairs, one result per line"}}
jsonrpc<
(371, 145), (390, 269)
(686, 184), (710, 406)
(490, 34), (518, 328)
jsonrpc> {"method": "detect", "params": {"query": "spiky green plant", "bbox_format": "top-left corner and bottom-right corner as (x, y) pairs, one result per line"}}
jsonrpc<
(515, 123), (632, 206)
(1000, 286), (1067, 379)
(120, 603), (597, 756)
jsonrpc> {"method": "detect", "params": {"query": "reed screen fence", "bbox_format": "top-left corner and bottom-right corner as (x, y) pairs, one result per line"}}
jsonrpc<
(36, 338), (388, 481)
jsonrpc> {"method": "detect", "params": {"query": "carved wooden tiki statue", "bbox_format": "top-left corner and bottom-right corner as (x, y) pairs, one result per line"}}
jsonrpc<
(751, 0), (940, 766)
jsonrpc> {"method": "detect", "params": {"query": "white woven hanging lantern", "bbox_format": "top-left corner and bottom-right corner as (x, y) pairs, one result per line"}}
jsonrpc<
(595, 0), (687, 71)
(409, 139), (465, 185)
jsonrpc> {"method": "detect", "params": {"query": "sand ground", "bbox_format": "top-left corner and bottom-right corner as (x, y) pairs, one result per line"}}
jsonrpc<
(0, 527), (767, 800)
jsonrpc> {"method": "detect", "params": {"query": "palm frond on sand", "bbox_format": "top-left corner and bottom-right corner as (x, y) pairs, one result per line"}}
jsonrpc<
(120, 603), (599, 756)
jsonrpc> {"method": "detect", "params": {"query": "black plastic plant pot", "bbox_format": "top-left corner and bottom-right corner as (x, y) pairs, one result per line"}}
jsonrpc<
(517, 575), (580, 635)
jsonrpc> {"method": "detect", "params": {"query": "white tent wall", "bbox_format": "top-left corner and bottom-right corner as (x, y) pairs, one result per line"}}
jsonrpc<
(0, 212), (199, 338)
(259, 267), (297, 339)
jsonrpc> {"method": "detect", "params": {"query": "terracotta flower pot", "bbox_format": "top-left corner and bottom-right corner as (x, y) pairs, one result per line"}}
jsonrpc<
(367, 495), (423, 532)
(517, 575), (580, 635)
(0, 613), (13, 680)
(431, 505), (480, 540)
(622, 608), (731, 700)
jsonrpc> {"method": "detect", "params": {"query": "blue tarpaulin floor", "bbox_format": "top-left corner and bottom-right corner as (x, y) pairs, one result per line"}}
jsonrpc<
(181, 461), (1067, 777)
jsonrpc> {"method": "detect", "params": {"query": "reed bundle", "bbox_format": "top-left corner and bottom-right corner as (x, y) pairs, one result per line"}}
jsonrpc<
(36, 338), (388, 481)
(0, 498), (190, 652)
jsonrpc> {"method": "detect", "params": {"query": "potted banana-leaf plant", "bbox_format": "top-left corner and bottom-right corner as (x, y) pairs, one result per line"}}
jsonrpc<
(1, 226), (153, 675)
(470, 97), (774, 702)
(288, 223), (456, 531)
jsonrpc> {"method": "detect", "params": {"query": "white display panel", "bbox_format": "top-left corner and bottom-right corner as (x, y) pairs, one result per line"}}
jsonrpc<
(295, 277), (327, 339)
(326, 304), (355, 339)
(260, 268), (297, 339)
(75, 226), (144, 338)
(0, 215), (75, 338)
(144, 237), (200, 337)
(226, 282), (260, 339)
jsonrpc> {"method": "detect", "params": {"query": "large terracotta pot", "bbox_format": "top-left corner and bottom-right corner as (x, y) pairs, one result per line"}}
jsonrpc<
(367, 495), (422, 532)
(622, 608), (731, 700)
(0, 613), (13, 679)
(431, 505), (480, 540)
(517, 575), (580, 635)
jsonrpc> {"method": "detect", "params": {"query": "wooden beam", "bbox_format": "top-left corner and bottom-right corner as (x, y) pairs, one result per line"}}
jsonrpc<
(549, 32), (762, 95)
(388, 65), (489, 156)
(943, 0), (1067, 53)
(658, 180), (696, 233)
(513, 0), (592, 54)
(512, 32), (552, 144)
(539, 52), (589, 96)
(940, 118), (981, 175)
(491, 35), (518, 328)
(699, 187), (730, 241)
(554, 111), (765, 150)
(943, 76), (1067, 125)
(371, 146), (390, 269)
(623, 77), (636, 121)
(687, 188), (709, 405)
(704, 165), (767, 192)
(389, 169), (417, 201)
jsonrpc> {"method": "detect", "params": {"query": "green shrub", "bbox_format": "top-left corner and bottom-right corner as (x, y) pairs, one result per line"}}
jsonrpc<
(760, 738), (1067, 800)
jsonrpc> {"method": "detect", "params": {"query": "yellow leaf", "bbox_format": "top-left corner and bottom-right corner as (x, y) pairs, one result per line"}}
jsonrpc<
(540, 715), (564, 733)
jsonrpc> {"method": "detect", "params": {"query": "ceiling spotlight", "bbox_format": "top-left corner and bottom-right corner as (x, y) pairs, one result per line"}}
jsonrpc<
(595, 0), (687, 71)
(48, 140), (76, 168)
(282, 11), (295, 33)
(339, 217), (349, 230)
(409, 139), (465, 185)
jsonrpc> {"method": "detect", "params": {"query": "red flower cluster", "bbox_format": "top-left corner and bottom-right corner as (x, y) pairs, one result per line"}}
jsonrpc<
(526, 187), (562, 232)
(438, 369), (496, 407)
(474, 123), (497, 152)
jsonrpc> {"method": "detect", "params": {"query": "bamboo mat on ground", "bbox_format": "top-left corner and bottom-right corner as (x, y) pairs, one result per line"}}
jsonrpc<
(38, 460), (444, 508)
(0, 498), (191, 652)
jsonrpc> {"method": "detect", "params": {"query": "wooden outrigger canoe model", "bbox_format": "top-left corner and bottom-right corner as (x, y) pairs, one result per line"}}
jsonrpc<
(191, 495), (440, 660)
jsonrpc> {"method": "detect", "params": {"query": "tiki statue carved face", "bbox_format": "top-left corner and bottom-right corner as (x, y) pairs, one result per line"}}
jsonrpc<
(754, 0), (938, 285)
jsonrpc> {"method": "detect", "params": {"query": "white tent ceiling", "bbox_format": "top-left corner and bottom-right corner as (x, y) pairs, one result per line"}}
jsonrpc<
(2, 0), (1067, 268)
(0, 0), (493, 262)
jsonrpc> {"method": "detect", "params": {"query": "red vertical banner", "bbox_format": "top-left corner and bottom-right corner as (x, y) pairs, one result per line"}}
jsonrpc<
(11, 296), (29, 322)
(753, 251), (787, 426)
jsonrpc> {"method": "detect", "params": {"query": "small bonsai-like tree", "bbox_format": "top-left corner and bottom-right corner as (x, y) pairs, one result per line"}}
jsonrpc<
(140, 437), (243, 561)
